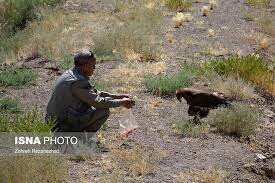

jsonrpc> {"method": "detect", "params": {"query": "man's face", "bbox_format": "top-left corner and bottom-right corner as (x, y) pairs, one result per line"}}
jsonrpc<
(83, 58), (96, 77)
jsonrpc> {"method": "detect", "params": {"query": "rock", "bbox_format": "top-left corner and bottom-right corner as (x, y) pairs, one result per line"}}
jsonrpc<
(255, 153), (267, 162)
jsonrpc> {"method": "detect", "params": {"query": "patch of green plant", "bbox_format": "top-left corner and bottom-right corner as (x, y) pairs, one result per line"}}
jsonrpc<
(206, 55), (275, 95)
(245, 0), (271, 7)
(174, 120), (210, 138)
(165, 0), (193, 11)
(0, 0), (63, 33)
(0, 111), (56, 132)
(0, 67), (37, 87)
(0, 97), (21, 113)
(144, 65), (196, 96)
(0, 155), (68, 183)
(206, 102), (259, 137)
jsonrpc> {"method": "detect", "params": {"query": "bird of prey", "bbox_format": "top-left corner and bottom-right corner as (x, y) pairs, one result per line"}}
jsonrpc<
(176, 88), (231, 122)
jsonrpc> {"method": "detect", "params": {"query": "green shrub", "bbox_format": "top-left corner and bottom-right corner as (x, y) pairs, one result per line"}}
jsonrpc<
(0, 67), (37, 87)
(206, 103), (259, 137)
(144, 71), (194, 96)
(165, 0), (192, 11)
(0, 97), (21, 113)
(174, 120), (209, 138)
(0, 111), (56, 132)
(0, 156), (68, 183)
(206, 55), (275, 95)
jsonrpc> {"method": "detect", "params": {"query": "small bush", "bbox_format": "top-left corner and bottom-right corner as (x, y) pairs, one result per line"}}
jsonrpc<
(206, 103), (259, 137)
(0, 67), (37, 87)
(0, 155), (68, 183)
(165, 0), (193, 11)
(0, 97), (21, 113)
(207, 55), (275, 95)
(245, 0), (271, 7)
(174, 120), (210, 138)
(144, 71), (194, 96)
(0, 111), (56, 132)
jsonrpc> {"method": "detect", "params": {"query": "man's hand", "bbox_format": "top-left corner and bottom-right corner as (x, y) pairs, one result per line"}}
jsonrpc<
(115, 94), (133, 99)
(121, 98), (135, 109)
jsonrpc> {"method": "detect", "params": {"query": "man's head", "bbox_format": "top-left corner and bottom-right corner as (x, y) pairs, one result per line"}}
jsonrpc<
(74, 50), (96, 77)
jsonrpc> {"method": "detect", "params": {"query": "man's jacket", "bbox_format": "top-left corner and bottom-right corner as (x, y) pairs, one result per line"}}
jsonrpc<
(46, 67), (122, 123)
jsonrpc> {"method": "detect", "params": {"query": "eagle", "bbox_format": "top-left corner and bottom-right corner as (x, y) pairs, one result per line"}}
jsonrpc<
(176, 88), (231, 122)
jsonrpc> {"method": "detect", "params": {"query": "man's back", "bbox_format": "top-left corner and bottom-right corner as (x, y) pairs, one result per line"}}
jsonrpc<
(46, 68), (89, 122)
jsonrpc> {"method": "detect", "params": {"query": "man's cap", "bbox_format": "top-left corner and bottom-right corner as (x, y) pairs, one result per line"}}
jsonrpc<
(74, 50), (95, 66)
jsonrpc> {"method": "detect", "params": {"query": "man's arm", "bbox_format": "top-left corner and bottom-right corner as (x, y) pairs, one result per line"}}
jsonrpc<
(98, 91), (132, 99)
(71, 80), (123, 108)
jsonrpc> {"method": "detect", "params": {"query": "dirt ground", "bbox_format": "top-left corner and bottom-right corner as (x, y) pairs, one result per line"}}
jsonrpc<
(2, 0), (275, 182)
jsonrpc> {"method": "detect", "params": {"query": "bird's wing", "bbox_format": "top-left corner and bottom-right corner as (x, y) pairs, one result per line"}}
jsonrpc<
(190, 93), (227, 107)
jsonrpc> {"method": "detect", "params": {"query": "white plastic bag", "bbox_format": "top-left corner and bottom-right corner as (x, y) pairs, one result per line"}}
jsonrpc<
(119, 109), (138, 139)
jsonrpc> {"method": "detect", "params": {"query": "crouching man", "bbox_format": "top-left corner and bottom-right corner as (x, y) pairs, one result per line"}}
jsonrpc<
(46, 50), (135, 133)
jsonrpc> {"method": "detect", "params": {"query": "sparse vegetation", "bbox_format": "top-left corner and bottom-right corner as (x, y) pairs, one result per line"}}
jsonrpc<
(245, 0), (271, 7)
(177, 168), (228, 183)
(0, 97), (21, 113)
(174, 120), (210, 138)
(206, 103), (259, 137)
(99, 146), (158, 181)
(206, 73), (256, 100)
(93, 1), (162, 62)
(257, 15), (275, 36)
(0, 111), (56, 132)
(165, 0), (193, 11)
(0, 155), (68, 183)
(0, 67), (37, 87)
(144, 70), (194, 96)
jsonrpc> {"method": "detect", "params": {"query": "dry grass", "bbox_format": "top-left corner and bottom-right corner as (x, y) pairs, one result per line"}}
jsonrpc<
(203, 43), (228, 56)
(257, 14), (275, 37)
(0, 10), (110, 63)
(98, 145), (162, 182)
(104, 62), (166, 92)
(176, 168), (228, 183)
(173, 12), (192, 28)
(205, 72), (257, 101)
(0, 155), (68, 183)
(93, 1), (163, 62)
